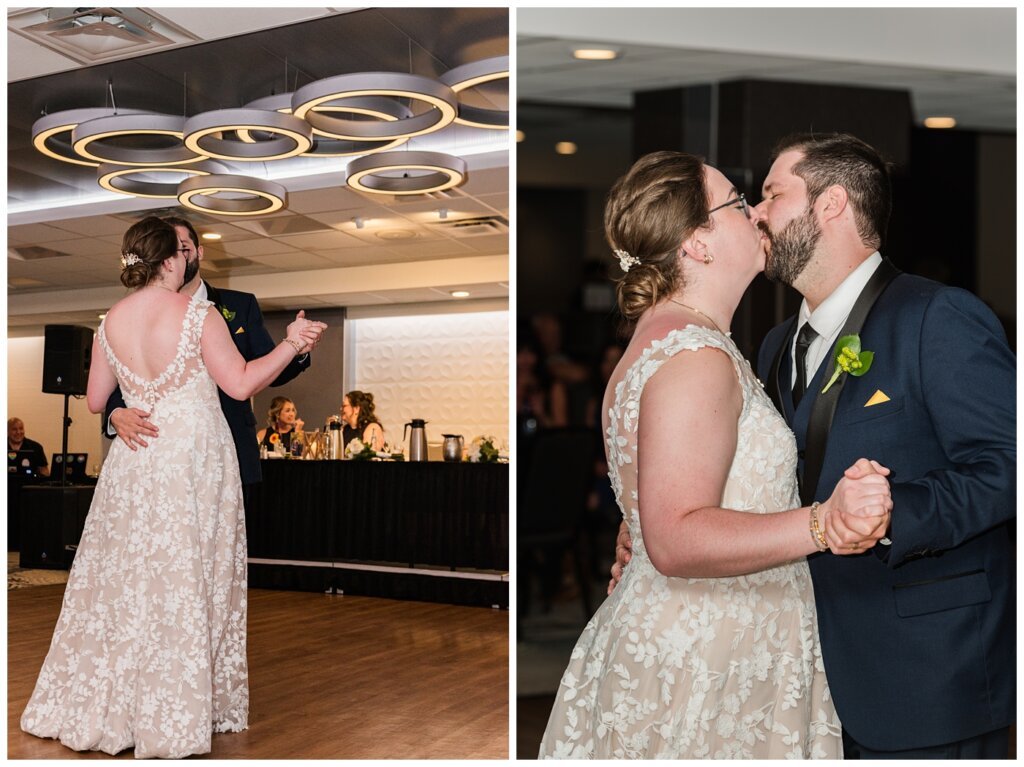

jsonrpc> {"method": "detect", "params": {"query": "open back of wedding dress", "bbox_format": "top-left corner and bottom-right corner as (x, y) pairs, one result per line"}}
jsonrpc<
(538, 326), (841, 759)
(21, 292), (248, 759)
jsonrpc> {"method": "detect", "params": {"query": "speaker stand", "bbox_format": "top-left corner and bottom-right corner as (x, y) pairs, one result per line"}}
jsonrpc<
(59, 393), (72, 488)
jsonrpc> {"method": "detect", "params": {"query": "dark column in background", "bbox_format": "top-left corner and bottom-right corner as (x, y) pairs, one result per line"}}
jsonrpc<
(254, 308), (347, 433)
(632, 79), (915, 361)
(518, 188), (587, 316)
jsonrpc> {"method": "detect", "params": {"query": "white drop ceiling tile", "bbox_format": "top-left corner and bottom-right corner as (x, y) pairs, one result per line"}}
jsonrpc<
(379, 239), (478, 258)
(9, 223), (83, 244)
(50, 215), (142, 237)
(246, 253), (336, 269)
(389, 198), (492, 218)
(313, 292), (397, 307)
(459, 166), (509, 196)
(154, 8), (338, 42)
(272, 231), (368, 251)
(456, 234), (510, 256)
(36, 237), (120, 258)
(477, 192), (509, 213)
(217, 238), (302, 257)
(316, 246), (395, 263)
(287, 186), (373, 215)
(304, 205), (397, 229)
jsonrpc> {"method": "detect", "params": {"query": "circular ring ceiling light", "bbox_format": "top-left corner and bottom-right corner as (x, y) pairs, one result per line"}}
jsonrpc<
(177, 174), (287, 216)
(346, 151), (467, 196)
(237, 93), (412, 156)
(439, 56), (509, 129)
(292, 73), (458, 141)
(31, 108), (148, 167)
(183, 109), (312, 161)
(97, 160), (230, 199)
(72, 114), (206, 167)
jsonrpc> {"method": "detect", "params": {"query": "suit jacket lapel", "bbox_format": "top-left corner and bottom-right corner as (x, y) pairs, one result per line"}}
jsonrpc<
(800, 259), (902, 504)
(768, 316), (799, 416)
(204, 282), (233, 326)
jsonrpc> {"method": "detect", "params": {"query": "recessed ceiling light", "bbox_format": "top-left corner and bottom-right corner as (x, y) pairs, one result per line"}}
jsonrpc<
(573, 48), (618, 61)
(201, 232), (222, 240)
(555, 141), (577, 155)
(924, 116), (956, 129)
(98, 313), (106, 319)
(515, 130), (525, 142)
(450, 290), (470, 298)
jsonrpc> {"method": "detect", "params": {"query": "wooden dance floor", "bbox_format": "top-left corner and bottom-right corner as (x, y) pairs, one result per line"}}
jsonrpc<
(9, 584), (508, 759)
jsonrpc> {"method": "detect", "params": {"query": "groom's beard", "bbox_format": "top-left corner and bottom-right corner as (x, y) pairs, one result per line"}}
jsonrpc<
(181, 254), (200, 289)
(761, 207), (821, 286)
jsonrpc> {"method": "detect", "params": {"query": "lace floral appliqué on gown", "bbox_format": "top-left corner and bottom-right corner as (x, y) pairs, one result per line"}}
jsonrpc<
(539, 326), (841, 759)
(21, 293), (248, 758)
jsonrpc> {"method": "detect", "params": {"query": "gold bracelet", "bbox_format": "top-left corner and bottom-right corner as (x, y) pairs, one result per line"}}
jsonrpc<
(809, 502), (828, 552)
(284, 338), (303, 355)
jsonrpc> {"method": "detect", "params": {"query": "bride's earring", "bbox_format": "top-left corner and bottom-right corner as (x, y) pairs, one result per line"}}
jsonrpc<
(703, 253), (714, 265)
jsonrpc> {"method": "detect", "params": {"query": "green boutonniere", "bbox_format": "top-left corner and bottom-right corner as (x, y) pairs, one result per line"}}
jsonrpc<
(821, 334), (874, 394)
(219, 305), (236, 322)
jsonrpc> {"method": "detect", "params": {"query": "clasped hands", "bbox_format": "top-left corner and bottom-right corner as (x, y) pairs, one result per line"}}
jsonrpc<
(286, 310), (327, 355)
(608, 457), (893, 595)
(819, 457), (893, 555)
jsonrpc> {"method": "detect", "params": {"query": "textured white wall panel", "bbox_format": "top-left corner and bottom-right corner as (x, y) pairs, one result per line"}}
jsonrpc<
(352, 311), (509, 450)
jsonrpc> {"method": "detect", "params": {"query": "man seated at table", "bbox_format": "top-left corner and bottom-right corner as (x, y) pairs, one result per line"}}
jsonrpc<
(8, 418), (49, 477)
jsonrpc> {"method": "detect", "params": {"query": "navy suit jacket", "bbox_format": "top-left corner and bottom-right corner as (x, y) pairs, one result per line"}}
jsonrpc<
(757, 272), (1015, 751)
(104, 282), (310, 485)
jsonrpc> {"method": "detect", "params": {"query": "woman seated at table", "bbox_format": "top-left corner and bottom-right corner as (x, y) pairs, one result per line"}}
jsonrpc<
(257, 396), (304, 454)
(341, 390), (384, 450)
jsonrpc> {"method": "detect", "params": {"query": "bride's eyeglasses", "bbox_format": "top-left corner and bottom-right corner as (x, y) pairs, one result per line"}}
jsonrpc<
(709, 193), (750, 220)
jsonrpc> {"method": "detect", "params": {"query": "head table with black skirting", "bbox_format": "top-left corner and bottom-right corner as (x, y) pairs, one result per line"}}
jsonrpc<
(245, 457), (509, 608)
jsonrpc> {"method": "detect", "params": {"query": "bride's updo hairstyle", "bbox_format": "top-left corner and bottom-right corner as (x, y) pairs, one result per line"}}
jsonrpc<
(604, 151), (710, 321)
(120, 216), (179, 289)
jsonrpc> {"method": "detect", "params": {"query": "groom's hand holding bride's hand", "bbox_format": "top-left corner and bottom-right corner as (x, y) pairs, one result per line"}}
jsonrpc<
(821, 458), (893, 555)
(286, 310), (328, 354)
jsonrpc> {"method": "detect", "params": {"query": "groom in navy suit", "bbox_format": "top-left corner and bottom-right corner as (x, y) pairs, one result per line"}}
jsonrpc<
(104, 216), (320, 488)
(753, 133), (1014, 758)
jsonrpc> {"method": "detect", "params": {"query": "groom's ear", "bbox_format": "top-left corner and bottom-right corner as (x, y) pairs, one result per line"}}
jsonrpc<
(819, 184), (849, 224)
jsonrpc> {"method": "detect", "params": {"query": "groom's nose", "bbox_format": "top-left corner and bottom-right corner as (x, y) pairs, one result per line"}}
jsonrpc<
(748, 200), (767, 226)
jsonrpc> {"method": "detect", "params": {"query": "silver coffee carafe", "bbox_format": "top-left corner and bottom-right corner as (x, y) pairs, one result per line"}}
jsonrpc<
(326, 416), (344, 460)
(404, 419), (429, 462)
(441, 434), (464, 462)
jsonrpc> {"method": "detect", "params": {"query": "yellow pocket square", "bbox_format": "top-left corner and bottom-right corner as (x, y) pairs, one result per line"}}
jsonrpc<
(234, 326), (245, 335)
(864, 390), (890, 407)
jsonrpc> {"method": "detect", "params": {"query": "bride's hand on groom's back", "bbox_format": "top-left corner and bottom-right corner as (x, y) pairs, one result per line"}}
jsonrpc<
(822, 458), (893, 555)
(607, 521), (632, 595)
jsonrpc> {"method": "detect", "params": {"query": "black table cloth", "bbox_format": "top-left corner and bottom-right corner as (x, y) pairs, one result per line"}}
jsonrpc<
(246, 459), (508, 578)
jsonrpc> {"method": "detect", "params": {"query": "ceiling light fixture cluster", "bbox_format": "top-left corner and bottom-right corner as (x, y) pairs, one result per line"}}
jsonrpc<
(30, 57), (508, 215)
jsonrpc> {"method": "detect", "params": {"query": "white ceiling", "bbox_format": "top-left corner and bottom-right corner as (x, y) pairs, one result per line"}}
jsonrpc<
(518, 7), (1016, 132)
(7, 7), (509, 336)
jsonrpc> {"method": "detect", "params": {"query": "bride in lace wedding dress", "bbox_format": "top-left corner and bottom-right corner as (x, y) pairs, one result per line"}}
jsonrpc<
(538, 153), (892, 759)
(20, 217), (324, 758)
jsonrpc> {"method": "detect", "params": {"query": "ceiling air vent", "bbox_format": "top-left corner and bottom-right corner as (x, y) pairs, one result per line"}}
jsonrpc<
(9, 8), (199, 65)
(431, 215), (508, 236)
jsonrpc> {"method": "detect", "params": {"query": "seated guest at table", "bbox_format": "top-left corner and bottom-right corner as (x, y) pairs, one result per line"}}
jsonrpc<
(256, 396), (304, 454)
(8, 418), (49, 477)
(341, 390), (384, 450)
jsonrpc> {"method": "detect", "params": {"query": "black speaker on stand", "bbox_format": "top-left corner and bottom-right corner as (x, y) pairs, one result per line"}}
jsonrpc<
(42, 325), (93, 487)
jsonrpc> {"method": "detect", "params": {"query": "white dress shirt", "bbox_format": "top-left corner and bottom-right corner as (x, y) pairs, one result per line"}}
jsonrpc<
(789, 252), (883, 388)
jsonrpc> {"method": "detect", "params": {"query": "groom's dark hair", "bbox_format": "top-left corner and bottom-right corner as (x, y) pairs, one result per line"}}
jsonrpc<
(771, 133), (892, 251)
(161, 216), (201, 249)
